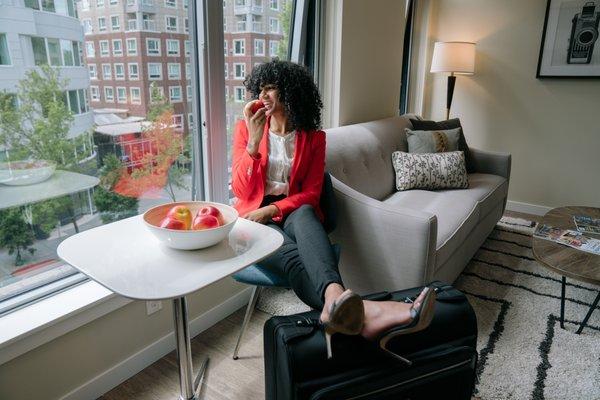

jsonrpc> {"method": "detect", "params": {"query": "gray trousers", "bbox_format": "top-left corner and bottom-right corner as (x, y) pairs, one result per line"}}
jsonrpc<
(260, 204), (343, 310)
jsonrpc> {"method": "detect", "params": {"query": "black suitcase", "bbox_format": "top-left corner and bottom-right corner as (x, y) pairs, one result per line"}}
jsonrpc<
(263, 282), (478, 400)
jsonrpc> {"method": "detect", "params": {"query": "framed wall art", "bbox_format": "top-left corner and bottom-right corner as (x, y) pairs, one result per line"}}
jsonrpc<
(537, 0), (600, 78)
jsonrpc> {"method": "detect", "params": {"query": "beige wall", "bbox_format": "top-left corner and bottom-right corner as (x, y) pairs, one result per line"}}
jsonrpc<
(323, 0), (407, 127)
(0, 279), (246, 400)
(422, 0), (600, 209)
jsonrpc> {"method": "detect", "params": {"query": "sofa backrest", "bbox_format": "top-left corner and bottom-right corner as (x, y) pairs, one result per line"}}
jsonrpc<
(325, 115), (416, 200)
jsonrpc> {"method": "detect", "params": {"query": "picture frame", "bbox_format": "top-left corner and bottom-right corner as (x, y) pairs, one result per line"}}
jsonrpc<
(537, 0), (600, 78)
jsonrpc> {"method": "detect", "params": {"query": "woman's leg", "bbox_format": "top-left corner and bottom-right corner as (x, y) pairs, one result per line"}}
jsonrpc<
(282, 205), (344, 305)
(259, 223), (324, 310)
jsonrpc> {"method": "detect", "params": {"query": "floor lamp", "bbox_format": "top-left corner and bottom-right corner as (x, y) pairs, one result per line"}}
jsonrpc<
(430, 42), (476, 120)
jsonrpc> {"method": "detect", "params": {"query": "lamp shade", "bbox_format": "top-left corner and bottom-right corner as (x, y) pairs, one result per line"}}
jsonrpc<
(430, 41), (476, 75)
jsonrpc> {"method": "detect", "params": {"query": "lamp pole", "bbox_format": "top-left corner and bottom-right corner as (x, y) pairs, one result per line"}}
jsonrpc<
(446, 72), (456, 120)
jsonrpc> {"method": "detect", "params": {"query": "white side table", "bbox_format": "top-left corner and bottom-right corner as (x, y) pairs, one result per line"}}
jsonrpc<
(57, 215), (283, 400)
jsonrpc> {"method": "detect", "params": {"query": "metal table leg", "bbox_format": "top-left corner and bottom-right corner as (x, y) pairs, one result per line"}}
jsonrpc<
(576, 291), (600, 335)
(173, 297), (209, 400)
(560, 276), (566, 329)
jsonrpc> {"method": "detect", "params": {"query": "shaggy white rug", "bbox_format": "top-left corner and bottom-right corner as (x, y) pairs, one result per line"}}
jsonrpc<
(256, 216), (600, 399)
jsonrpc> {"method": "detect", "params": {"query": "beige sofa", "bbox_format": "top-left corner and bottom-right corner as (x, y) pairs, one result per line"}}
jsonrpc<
(324, 114), (511, 294)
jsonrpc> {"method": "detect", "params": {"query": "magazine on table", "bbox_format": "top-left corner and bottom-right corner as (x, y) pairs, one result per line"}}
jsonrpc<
(573, 215), (600, 235)
(534, 224), (600, 255)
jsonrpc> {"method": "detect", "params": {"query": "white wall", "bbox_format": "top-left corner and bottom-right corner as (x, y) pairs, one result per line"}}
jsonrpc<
(421, 0), (600, 209)
(323, 0), (406, 127)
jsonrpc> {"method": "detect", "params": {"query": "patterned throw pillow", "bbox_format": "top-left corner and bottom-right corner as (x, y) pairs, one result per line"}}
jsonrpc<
(405, 127), (462, 153)
(392, 151), (469, 191)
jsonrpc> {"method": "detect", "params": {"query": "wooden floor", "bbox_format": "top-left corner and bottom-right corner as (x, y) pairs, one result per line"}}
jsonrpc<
(99, 210), (541, 400)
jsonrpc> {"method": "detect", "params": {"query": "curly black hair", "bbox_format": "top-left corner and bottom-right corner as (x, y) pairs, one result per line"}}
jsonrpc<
(243, 59), (323, 132)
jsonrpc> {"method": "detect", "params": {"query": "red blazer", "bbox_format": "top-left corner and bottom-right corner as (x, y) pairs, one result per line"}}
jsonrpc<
(231, 117), (325, 223)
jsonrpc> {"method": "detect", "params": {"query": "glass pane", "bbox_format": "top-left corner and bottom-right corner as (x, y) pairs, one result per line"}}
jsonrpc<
(24, 0), (40, 10)
(0, 34), (10, 65)
(223, 0), (293, 198)
(31, 37), (48, 66)
(47, 38), (62, 66)
(61, 40), (74, 66)
(0, 0), (200, 313)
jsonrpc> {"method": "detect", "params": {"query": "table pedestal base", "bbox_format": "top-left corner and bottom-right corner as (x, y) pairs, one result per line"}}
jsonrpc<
(173, 297), (209, 400)
(560, 276), (600, 335)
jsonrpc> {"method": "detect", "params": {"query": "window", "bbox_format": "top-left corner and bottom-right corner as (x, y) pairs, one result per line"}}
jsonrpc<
(224, 62), (228, 78)
(0, 34), (11, 65)
(234, 86), (245, 102)
(165, 16), (177, 32)
(185, 18), (189, 33)
(99, 40), (109, 57)
(225, 85), (229, 100)
(88, 64), (97, 79)
(130, 87), (141, 104)
(111, 15), (120, 31)
(166, 39), (179, 56)
(188, 113), (193, 128)
(83, 19), (93, 34)
(60, 39), (75, 66)
(97, 0), (104, 6)
(128, 63), (139, 79)
(46, 38), (62, 66)
(269, 40), (278, 57)
(85, 41), (95, 58)
(73, 41), (82, 66)
(167, 63), (181, 79)
(126, 38), (137, 55)
(102, 63), (112, 79)
(146, 38), (160, 56)
(186, 85), (191, 101)
(31, 37), (47, 65)
(185, 40), (191, 56)
(233, 39), (245, 55)
(169, 86), (182, 102)
(269, 17), (279, 34)
(164, 0), (175, 6)
(233, 62), (245, 79)
(98, 17), (107, 32)
(104, 86), (114, 101)
(42, 0), (56, 12)
(112, 39), (122, 56)
(114, 63), (125, 79)
(224, 40), (227, 56)
(254, 39), (264, 56)
(116, 86), (126, 103)
(270, 0), (278, 10)
(150, 84), (164, 97)
(24, 0), (40, 10)
(110, 0), (117, 4)
(148, 62), (162, 79)
(90, 85), (100, 101)
(185, 62), (190, 79)
(172, 114), (183, 128)
(183, 0), (188, 8)
(236, 15), (246, 32)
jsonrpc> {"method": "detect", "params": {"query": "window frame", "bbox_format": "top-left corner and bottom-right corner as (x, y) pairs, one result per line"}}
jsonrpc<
(112, 39), (123, 56)
(90, 85), (100, 101)
(168, 85), (182, 102)
(166, 39), (180, 56)
(88, 63), (97, 79)
(104, 86), (114, 102)
(110, 15), (120, 31)
(130, 86), (141, 104)
(126, 38), (137, 55)
(114, 62), (125, 80)
(102, 63), (112, 79)
(128, 62), (139, 79)
(167, 62), (181, 80)
(165, 15), (178, 32)
(147, 62), (162, 79)
(254, 38), (265, 56)
(146, 38), (161, 56)
(116, 86), (127, 103)
(99, 40), (110, 57)
(98, 17), (107, 32)
(232, 38), (245, 55)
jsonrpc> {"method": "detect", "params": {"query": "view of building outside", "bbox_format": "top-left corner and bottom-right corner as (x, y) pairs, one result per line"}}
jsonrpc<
(0, 0), (292, 314)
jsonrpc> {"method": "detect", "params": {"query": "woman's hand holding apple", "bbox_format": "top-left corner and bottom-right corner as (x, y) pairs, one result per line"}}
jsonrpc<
(243, 100), (266, 157)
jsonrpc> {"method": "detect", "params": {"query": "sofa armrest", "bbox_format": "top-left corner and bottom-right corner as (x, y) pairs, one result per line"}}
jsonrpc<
(330, 176), (438, 295)
(470, 148), (512, 180)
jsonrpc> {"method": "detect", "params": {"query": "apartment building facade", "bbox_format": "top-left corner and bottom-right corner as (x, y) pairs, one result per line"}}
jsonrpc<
(0, 0), (94, 158)
(78, 0), (191, 130)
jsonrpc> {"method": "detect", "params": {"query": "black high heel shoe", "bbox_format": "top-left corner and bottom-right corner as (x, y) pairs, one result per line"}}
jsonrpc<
(322, 289), (365, 359)
(377, 287), (437, 365)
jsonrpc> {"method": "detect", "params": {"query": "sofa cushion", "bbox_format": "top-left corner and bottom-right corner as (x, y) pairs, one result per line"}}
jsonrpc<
(392, 151), (469, 191)
(437, 173), (508, 218)
(405, 127), (462, 153)
(383, 190), (479, 268)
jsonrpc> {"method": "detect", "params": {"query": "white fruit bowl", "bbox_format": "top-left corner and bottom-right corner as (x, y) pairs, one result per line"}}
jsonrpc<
(143, 201), (239, 250)
(0, 160), (56, 186)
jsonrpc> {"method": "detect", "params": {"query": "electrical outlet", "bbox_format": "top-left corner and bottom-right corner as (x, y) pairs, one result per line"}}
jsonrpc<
(146, 300), (162, 315)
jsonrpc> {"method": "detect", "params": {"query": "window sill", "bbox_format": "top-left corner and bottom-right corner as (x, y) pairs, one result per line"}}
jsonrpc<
(0, 280), (131, 365)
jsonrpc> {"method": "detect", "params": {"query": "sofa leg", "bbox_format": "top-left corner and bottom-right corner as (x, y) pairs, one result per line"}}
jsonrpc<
(233, 286), (262, 360)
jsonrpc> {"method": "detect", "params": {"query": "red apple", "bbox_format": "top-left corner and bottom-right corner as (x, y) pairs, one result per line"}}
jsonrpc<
(160, 217), (187, 230)
(192, 214), (220, 230)
(166, 205), (192, 229)
(198, 206), (224, 225)
(250, 100), (264, 114)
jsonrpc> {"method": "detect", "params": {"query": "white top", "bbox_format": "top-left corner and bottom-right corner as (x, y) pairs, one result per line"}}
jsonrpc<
(265, 130), (296, 196)
(56, 216), (284, 300)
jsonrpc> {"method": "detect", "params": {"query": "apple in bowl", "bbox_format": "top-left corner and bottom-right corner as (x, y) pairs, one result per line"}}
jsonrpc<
(143, 201), (238, 250)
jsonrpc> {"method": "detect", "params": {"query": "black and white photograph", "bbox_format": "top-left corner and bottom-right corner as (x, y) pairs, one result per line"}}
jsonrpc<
(538, 0), (600, 77)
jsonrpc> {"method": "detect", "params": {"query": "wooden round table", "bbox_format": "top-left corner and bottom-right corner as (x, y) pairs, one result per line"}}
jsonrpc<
(532, 206), (600, 334)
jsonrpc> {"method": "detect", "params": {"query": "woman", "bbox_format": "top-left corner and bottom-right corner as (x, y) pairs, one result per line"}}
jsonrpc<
(232, 60), (435, 358)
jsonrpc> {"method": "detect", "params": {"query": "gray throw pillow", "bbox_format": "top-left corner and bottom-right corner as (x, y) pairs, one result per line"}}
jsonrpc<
(405, 127), (462, 154)
(392, 151), (469, 191)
